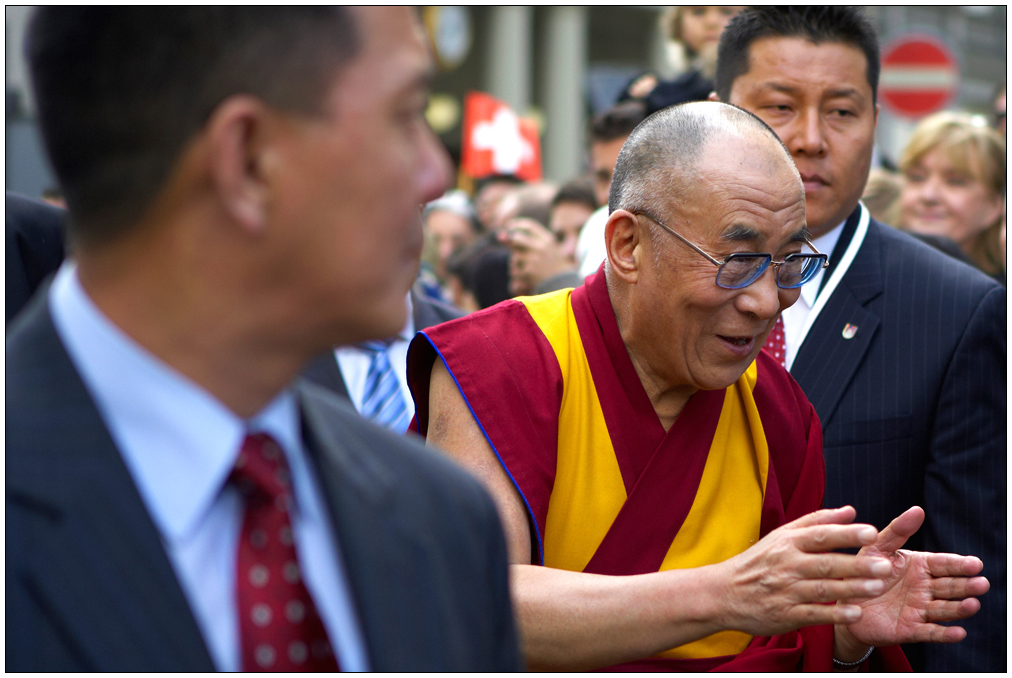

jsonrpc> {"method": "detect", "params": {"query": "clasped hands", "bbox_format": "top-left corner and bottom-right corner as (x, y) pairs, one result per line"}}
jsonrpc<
(713, 505), (989, 662)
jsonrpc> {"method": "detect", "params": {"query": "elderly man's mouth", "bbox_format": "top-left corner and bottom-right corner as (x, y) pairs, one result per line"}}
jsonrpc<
(718, 335), (756, 356)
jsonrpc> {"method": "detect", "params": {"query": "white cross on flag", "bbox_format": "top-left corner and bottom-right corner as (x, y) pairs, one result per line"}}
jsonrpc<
(462, 91), (542, 181)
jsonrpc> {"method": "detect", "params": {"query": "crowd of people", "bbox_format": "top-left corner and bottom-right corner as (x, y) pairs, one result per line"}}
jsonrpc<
(6, 5), (1005, 674)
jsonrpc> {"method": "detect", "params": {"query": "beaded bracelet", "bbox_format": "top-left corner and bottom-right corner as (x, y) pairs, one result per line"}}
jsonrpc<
(832, 645), (874, 668)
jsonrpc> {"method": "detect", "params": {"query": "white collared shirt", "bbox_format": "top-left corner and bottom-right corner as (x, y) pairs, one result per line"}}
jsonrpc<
(335, 293), (415, 419)
(781, 221), (845, 367)
(576, 205), (610, 278)
(48, 262), (369, 671)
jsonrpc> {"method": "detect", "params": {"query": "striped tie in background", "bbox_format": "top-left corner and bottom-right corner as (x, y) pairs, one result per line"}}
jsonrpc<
(357, 340), (411, 434)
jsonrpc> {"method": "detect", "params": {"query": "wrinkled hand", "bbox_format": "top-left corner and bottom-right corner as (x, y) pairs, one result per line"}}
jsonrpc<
(834, 506), (989, 659)
(500, 218), (576, 296)
(714, 506), (893, 637)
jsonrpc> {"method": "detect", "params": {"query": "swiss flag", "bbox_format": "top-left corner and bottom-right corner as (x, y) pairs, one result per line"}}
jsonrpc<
(461, 91), (542, 181)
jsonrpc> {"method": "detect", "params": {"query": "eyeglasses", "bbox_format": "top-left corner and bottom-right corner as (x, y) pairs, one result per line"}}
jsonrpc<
(633, 211), (828, 290)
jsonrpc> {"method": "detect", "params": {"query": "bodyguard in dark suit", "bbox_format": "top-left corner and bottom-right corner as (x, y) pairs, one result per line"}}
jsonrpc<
(717, 7), (1005, 671)
(7, 7), (520, 672)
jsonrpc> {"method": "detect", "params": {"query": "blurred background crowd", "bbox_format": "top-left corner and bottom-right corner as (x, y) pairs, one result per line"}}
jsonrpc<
(6, 6), (1007, 319)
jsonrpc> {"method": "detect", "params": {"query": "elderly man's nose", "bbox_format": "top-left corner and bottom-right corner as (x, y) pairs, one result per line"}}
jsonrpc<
(741, 267), (782, 319)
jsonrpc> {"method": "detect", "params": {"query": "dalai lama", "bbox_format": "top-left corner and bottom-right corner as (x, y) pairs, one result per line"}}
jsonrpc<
(405, 102), (990, 672)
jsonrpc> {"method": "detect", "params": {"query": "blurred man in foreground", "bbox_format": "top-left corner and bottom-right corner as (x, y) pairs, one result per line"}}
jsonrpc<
(7, 7), (520, 671)
(715, 7), (1005, 670)
(406, 101), (988, 671)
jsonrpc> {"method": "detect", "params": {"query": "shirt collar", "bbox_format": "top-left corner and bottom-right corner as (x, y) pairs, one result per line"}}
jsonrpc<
(48, 262), (305, 541)
(799, 220), (846, 309)
(397, 292), (415, 342)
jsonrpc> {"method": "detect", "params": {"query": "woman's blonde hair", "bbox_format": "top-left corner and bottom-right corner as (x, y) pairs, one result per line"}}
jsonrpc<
(899, 111), (1006, 276)
(862, 168), (903, 227)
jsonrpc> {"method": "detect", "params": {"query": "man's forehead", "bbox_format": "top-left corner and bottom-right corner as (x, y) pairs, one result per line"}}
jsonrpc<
(592, 137), (626, 167)
(738, 36), (870, 90)
(699, 131), (796, 178)
(347, 7), (432, 77)
(676, 155), (805, 236)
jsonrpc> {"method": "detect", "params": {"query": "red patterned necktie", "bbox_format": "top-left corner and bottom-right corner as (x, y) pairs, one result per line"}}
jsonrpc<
(232, 433), (340, 671)
(763, 315), (787, 367)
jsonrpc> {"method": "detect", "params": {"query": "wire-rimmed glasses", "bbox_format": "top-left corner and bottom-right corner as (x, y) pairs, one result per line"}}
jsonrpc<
(633, 211), (828, 290)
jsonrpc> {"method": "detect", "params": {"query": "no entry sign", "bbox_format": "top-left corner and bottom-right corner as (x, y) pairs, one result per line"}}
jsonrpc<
(879, 35), (958, 118)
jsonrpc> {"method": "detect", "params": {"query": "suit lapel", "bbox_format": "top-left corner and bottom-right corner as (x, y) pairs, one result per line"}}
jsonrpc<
(411, 290), (440, 330)
(301, 349), (351, 399)
(791, 221), (885, 428)
(7, 300), (213, 671)
(297, 383), (441, 670)
(411, 289), (462, 331)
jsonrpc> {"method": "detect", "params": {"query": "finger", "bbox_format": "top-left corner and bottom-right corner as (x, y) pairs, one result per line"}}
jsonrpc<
(930, 575), (990, 601)
(506, 236), (532, 254)
(904, 622), (968, 644)
(509, 218), (552, 241)
(790, 602), (863, 627)
(506, 228), (539, 249)
(794, 552), (892, 580)
(865, 506), (924, 556)
(795, 523), (881, 553)
(926, 552), (985, 578)
(791, 576), (888, 604)
(922, 597), (982, 623)
(788, 506), (857, 529)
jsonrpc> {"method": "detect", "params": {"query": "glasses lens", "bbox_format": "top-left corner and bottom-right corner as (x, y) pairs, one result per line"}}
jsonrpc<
(777, 254), (824, 288)
(717, 255), (770, 289)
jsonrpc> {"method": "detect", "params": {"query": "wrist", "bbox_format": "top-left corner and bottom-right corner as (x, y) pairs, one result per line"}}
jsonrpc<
(691, 560), (736, 634)
(660, 563), (729, 638)
(833, 624), (872, 664)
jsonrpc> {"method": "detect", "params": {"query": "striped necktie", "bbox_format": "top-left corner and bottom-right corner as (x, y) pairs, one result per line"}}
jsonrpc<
(357, 339), (411, 434)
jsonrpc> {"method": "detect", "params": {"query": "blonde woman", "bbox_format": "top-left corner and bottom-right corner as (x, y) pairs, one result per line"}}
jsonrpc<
(899, 112), (1006, 280)
(661, 6), (744, 78)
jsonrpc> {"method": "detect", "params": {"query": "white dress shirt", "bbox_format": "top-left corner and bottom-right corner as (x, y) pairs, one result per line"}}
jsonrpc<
(48, 262), (369, 671)
(576, 205), (610, 277)
(780, 221), (845, 367)
(335, 293), (415, 420)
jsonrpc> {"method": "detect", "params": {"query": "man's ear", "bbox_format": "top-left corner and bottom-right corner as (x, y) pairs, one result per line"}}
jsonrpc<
(605, 209), (642, 283)
(204, 95), (276, 236)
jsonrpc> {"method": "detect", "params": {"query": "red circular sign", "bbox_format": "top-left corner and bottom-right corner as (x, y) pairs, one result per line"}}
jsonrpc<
(880, 35), (958, 118)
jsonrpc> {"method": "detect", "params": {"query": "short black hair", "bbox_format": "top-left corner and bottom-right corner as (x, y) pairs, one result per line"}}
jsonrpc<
(475, 173), (523, 194)
(714, 7), (880, 106)
(590, 100), (648, 144)
(26, 7), (359, 246)
(551, 178), (598, 212)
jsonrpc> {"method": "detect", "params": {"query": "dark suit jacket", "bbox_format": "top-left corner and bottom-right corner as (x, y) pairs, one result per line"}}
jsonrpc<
(791, 211), (1006, 672)
(6, 292), (521, 671)
(6, 192), (66, 325)
(302, 289), (464, 400)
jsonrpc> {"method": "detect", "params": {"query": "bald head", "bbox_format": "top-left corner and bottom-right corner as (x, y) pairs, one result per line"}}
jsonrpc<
(600, 101), (809, 403)
(609, 101), (798, 218)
